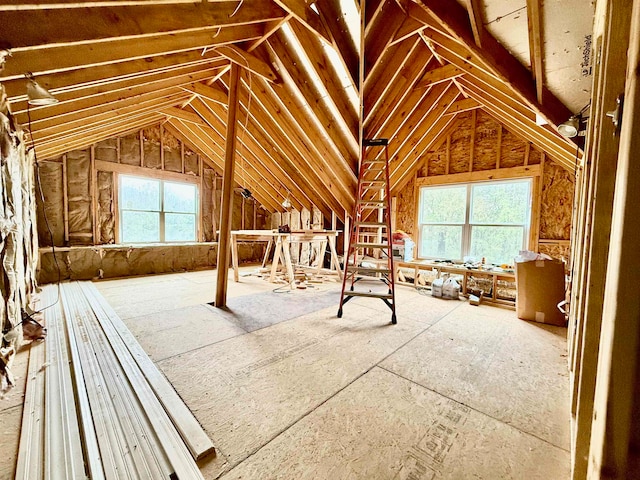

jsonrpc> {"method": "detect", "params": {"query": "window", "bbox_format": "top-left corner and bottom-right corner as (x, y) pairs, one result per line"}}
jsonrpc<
(418, 179), (532, 264)
(119, 175), (198, 243)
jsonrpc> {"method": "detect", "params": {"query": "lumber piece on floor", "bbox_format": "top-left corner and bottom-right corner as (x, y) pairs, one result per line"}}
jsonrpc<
(74, 282), (206, 479)
(79, 281), (215, 461)
(65, 283), (172, 479)
(60, 284), (153, 480)
(14, 315), (46, 480)
(43, 287), (86, 480)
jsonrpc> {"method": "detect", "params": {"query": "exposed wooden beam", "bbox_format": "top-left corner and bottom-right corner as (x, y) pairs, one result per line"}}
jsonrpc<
(183, 82), (229, 106)
(215, 63), (240, 308)
(12, 62), (219, 116)
(273, 0), (331, 43)
(190, 97), (311, 212)
(289, 19), (358, 139)
(415, 164), (541, 186)
(414, 0), (573, 127)
(389, 15), (427, 47)
(0, 24), (263, 81)
(31, 92), (189, 145)
(266, 32), (359, 165)
(445, 97), (480, 115)
(316, 0), (359, 86)
(163, 107), (205, 126)
(214, 44), (281, 84)
(526, 0), (544, 104)
(415, 63), (464, 89)
(166, 119), (282, 213)
(463, 0), (484, 47)
(1, 2), (284, 50)
(3, 53), (225, 101)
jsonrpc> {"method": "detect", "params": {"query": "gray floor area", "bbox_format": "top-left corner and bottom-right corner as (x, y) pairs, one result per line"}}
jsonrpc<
(0, 267), (570, 479)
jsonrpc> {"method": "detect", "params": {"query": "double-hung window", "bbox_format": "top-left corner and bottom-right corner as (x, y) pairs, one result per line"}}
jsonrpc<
(418, 179), (532, 264)
(119, 175), (198, 243)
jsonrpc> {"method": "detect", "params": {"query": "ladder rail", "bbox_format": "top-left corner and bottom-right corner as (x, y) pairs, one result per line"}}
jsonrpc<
(338, 138), (397, 324)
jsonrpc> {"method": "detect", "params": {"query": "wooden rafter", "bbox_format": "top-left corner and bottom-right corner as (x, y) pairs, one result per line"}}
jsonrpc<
(463, 0), (484, 47)
(413, 0), (573, 127)
(1, 2), (284, 50)
(273, 0), (331, 44)
(526, 0), (544, 103)
(1, 24), (263, 81)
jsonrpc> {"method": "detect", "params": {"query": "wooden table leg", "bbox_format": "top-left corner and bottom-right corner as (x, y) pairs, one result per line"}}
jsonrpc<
(231, 234), (239, 282)
(282, 236), (295, 289)
(262, 239), (273, 268)
(270, 236), (282, 282)
(328, 235), (343, 280)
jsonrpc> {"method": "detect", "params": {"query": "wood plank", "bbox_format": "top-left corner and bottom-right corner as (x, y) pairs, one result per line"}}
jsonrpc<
(463, 0), (484, 46)
(415, 64), (464, 89)
(414, 0), (573, 127)
(289, 19), (358, 139)
(316, 0), (359, 86)
(191, 97), (314, 212)
(163, 107), (206, 126)
(183, 82), (229, 106)
(0, 1), (284, 50)
(0, 24), (263, 81)
(215, 63), (240, 308)
(416, 164), (541, 186)
(526, 0), (544, 104)
(444, 97), (480, 115)
(80, 282), (216, 460)
(214, 44), (281, 83)
(273, 0), (331, 44)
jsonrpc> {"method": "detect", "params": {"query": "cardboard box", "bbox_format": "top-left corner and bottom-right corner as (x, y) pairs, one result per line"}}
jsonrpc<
(515, 259), (566, 326)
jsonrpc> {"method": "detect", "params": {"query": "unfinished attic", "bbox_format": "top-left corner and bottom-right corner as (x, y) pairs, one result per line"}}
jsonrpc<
(1, 0), (639, 478)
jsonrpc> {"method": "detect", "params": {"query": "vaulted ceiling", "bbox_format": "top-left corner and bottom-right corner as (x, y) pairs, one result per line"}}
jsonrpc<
(0, 0), (591, 220)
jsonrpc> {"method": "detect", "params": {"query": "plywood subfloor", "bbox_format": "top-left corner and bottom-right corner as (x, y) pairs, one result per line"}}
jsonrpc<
(97, 267), (570, 479)
(0, 267), (570, 479)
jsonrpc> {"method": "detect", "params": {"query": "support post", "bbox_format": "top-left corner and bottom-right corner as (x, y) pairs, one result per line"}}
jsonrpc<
(215, 63), (241, 308)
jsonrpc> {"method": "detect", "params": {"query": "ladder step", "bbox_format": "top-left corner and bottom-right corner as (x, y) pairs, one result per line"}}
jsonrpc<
(358, 200), (386, 206)
(361, 180), (386, 186)
(362, 160), (387, 165)
(345, 291), (393, 299)
(364, 138), (389, 146)
(354, 243), (391, 249)
(356, 221), (387, 227)
(347, 266), (391, 275)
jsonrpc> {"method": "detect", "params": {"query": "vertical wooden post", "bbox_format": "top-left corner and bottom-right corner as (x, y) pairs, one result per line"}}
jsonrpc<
(589, 0), (640, 476)
(469, 110), (477, 172)
(215, 63), (241, 308)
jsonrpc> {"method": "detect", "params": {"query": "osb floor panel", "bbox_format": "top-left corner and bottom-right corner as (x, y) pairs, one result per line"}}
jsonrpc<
(97, 267), (570, 479)
(0, 267), (570, 479)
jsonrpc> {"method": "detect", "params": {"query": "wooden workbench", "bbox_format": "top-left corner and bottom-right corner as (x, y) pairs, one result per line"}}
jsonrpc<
(395, 260), (516, 308)
(230, 230), (342, 287)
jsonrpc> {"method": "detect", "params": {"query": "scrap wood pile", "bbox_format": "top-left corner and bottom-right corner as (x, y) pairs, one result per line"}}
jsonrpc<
(16, 281), (213, 480)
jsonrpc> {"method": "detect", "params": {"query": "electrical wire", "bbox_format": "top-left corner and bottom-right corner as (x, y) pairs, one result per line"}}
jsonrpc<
(27, 103), (61, 312)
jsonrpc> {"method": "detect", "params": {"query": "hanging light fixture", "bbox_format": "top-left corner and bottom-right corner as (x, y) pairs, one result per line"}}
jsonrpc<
(281, 191), (292, 210)
(25, 72), (58, 106)
(557, 115), (580, 138)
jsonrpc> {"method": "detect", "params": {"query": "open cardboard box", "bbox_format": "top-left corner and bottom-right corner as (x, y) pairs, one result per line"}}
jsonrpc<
(515, 259), (566, 327)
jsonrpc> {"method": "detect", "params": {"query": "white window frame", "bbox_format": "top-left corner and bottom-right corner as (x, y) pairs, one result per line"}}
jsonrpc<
(118, 174), (200, 244)
(417, 178), (533, 262)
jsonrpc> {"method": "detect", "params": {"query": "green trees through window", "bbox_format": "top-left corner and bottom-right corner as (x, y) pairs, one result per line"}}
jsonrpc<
(119, 175), (198, 243)
(418, 179), (531, 264)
